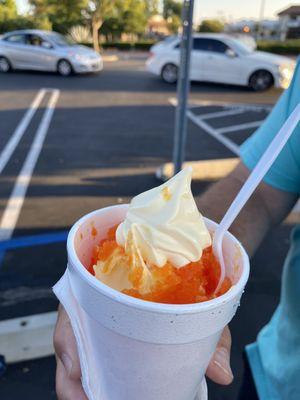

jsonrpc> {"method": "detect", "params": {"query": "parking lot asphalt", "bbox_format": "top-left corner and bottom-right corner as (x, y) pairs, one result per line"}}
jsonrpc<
(0, 56), (293, 400)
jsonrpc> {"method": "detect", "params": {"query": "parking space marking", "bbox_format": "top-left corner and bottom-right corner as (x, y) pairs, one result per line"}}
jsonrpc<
(0, 89), (60, 242)
(169, 97), (269, 155)
(199, 108), (246, 120)
(169, 97), (300, 218)
(187, 109), (240, 155)
(216, 120), (265, 134)
(0, 89), (46, 174)
(170, 97), (272, 112)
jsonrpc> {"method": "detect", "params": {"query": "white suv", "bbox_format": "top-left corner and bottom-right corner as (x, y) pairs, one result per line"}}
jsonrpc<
(146, 34), (295, 91)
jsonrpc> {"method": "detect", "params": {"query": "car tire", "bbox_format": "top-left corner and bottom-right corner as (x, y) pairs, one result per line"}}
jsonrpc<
(161, 63), (178, 84)
(0, 56), (11, 73)
(249, 70), (274, 91)
(57, 59), (73, 76)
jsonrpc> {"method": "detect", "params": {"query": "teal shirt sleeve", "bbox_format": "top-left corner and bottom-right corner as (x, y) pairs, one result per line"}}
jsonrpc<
(240, 59), (300, 194)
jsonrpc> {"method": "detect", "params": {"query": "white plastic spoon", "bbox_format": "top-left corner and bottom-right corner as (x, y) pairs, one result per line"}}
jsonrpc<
(213, 102), (300, 294)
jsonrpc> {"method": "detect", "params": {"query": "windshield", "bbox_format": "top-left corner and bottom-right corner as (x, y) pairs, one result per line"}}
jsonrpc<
(47, 33), (75, 46)
(230, 39), (254, 55)
(162, 35), (177, 44)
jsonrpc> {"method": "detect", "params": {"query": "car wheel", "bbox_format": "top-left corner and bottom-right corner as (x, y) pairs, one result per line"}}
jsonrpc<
(57, 60), (73, 76)
(249, 70), (274, 91)
(161, 63), (178, 84)
(0, 56), (11, 73)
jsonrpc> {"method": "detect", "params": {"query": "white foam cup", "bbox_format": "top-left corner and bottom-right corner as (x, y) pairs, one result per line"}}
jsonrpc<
(53, 205), (250, 400)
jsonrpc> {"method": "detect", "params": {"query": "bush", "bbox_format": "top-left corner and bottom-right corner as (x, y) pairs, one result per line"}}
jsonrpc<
(0, 17), (35, 34)
(0, 16), (51, 34)
(257, 40), (300, 55)
(198, 19), (224, 33)
(79, 41), (156, 51)
(68, 25), (92, 44)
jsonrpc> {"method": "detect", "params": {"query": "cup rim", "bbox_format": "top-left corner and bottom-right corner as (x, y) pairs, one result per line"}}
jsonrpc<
(67, 205), (250, 315)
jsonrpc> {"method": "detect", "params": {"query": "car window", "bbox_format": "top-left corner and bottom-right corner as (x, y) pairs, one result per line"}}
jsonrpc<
(26, 34), (44, 46)
(47, 33), (75, 46)
(193, 38), (229, 53)
(5, 34), (25, 44)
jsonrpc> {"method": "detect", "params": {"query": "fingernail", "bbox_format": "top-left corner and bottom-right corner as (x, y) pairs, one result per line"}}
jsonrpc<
(61, 353), (72, 376)
(213, 347), (233, 380)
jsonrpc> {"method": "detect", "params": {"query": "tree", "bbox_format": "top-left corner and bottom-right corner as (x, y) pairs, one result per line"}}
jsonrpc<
(163, 0), (182, 34)
(28, 0), (89, 33)
(0, 0), (17, 21)
(94, 0), (147, 46)
(198, 19), (224, 33)
(163, 0), (182, 20)
(87, 0), (115, 52)
(145, 0), (159, 16)
(167, 14), (181, 34)
(121, 0), (147, 37)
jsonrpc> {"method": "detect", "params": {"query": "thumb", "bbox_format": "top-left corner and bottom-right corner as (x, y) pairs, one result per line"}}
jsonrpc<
(53, 304), (81, 380)
(206, 326), (233, 385)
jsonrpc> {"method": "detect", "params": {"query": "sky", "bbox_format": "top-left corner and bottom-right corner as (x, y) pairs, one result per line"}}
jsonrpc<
(16, 0), (292, 22)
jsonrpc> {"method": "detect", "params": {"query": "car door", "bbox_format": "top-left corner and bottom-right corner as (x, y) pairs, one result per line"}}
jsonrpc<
(24, 34), (57, 71)
(190, 38), (206, 81)
(2, 33), (29, 69)
(200, 39), (242, 85)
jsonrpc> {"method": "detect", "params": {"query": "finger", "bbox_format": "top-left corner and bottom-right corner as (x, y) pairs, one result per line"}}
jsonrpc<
(206, 326), (233, 385)
(56, 358), (88, 400)
(54, 304), (82, 380)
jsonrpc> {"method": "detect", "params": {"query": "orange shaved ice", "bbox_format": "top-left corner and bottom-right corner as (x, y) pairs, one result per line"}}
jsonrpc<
(89, 224), (232, 304)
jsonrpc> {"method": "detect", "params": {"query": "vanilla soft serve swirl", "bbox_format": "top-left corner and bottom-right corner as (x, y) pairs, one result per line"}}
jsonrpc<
(116, 167), (211, 269)
(94, 168), (212, 294)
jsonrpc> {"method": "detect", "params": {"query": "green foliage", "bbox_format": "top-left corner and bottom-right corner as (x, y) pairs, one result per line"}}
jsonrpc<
(0, 16), (33, 34)
(121, 0), (147, 35)
(162, 0), (182, 33)
(100, 17), (122, 38)
(145, 0), (159, 16)
(163, 0), (182, 19)
(98, 0), (148, 39)
(257, 40), (300, 55)
(79, 41), (156, 50)
(0, 0), (17, 21)
(198, 19), (224, 33)
(0, 1), (180, 42)
(167, 13), (181, 33)
(28, 0), (89, 33)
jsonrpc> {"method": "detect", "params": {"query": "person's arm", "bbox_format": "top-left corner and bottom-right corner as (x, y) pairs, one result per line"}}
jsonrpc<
(197, 161), (298, 257)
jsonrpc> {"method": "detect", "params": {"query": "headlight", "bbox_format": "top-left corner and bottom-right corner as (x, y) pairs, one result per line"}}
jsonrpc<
(278, 64), (294, 79)
(74, 54), (89, 63)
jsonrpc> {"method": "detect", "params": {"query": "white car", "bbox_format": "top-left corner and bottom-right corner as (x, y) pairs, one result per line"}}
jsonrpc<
(0, 29), (103, 76)
(146, 34), (296, 91)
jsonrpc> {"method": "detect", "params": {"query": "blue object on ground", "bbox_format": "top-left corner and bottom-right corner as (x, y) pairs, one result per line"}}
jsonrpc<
(0, 355), (7, 377)
(0, 231), (69, 269)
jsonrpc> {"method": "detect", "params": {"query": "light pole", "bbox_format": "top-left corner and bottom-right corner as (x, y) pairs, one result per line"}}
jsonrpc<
(258, 0), (266, 39)
(172, 0), (195, 175)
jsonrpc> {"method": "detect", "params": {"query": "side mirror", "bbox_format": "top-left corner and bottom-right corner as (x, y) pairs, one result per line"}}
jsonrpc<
(41, 41), (53, 50)
(225, 48), (237, 58)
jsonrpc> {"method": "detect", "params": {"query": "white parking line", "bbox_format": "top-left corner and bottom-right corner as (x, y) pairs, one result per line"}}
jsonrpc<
(187, 110), (240, 155)
(168, 97), (268, 155)
(216, 120), (264, 134)
(169, 97), (272, 112)
(0, 89), (60, 241)
(199, 108), (246, 120)
(0, 89), (46, 174)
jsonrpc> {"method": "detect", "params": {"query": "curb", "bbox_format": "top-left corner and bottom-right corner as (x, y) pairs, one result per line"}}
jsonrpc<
(102, 55), (119, 62)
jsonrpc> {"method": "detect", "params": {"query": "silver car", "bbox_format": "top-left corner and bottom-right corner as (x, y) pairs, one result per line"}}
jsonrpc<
(0, 29), (103, 76)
